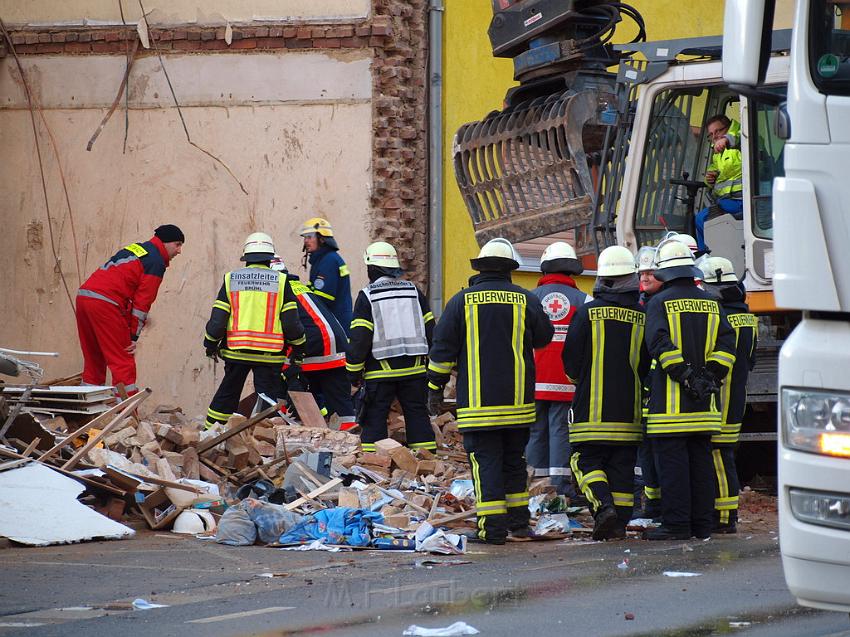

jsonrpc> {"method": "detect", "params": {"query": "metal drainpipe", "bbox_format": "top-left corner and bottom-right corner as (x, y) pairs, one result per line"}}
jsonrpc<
(428, 0), (444, 317)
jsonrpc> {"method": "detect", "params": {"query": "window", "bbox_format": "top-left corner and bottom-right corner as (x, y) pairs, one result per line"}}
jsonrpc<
(749, 89), (787, 239)
(633, 85), (738, 248)
(809, 0), (850, 95)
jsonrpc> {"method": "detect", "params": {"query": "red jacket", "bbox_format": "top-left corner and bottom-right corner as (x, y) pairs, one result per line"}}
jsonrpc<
(78, 236), (170, 340)
(531, 273), (591, 401)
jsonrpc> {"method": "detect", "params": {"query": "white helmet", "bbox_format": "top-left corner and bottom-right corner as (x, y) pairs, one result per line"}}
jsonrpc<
(597, 246), (637, 277)
(470, 238), (520, 271)
(270, 254), (287, 272)
(636, 246), (657, 273)
(172, 509), (217, 534)
(242, 232), (275, 263)
(669, 232), (698, 255)
(653, 239), (702, 282)
(364, 241), (400, 268)
(540, 241), (582, 275)
(698, 256), (738, 284)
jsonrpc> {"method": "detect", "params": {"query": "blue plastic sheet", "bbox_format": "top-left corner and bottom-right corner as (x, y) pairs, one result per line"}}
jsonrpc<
(278, 508), (383, 546)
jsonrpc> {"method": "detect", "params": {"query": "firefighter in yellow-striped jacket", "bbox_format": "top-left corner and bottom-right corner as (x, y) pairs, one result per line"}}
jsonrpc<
(699, 256), (757, 534)
(643, 239), (736, 540)
(346, 242), (436, 453)
(428, 239), (553, 544)
(203, 233), (306, 430)
(563, 247), (650, 540)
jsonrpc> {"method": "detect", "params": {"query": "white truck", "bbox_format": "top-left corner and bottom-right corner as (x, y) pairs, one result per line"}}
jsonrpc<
(724, 0), (850, 612)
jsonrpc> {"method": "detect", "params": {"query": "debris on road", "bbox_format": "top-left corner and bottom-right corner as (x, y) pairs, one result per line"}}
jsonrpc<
(403, 622), (480, 636)
(663, 571), (702, 577)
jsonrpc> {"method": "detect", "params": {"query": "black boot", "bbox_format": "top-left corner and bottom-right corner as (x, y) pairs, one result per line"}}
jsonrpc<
(643, 525), (692, 541)
(592, 505), (620, 541)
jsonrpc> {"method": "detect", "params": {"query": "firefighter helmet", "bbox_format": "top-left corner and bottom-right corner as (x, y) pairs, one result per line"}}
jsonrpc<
(270, 254), (287, 272)
(597, 246), (637, 277)
(698, 256), (738, 284)
(636, 246), (657, 273)
(668, 232), (698, 255)
(241, 232), (275, 263)
(540, 241), (582, 275)
(299, 217), (334, 237)
(364, 241), (400, 268)
(470, 238), (520, 271)
(653, 239), (702, 281)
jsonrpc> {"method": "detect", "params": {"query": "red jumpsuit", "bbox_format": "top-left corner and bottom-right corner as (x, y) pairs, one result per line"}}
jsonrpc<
(75, 236), (171, 393)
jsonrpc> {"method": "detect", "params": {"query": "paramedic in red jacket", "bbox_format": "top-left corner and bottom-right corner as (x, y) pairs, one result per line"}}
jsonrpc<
(75, 224), (184, 394)
(528, 241), (591, 498)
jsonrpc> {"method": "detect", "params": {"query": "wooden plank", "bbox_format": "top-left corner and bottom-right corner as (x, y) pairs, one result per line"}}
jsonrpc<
(61, 390), (152, 470)
(283, 478), (342, 511)
(20, 437), (41, 458)
(119, 470), (204, 493)
(39, 390), (150, 463)
(430, 507), (478, 525)
(196, 401), (285, 454)
(287, 391), (327, 428)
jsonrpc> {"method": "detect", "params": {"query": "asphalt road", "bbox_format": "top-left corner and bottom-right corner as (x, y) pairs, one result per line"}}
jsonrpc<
(1, 525), (849, 637)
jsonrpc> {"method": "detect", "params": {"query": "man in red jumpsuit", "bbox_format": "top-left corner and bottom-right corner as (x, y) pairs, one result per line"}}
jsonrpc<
(75, 224), (184, 394)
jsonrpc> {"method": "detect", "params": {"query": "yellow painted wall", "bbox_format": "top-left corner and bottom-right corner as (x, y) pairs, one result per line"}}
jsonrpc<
(440, 1), (793, 305)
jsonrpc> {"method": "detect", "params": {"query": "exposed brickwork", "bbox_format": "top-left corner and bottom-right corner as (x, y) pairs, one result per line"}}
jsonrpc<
(5, 1), (432, 285)
(368, 0), (430, 287)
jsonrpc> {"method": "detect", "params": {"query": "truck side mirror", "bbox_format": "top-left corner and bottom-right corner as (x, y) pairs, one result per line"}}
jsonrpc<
(722, 0), (776, 87)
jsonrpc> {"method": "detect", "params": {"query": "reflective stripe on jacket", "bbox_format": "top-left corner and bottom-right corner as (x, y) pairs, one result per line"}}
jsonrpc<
(347, 277), (434, 381)
(203, 264), (305, 365)
(644, 279), (737, 436)
(427, 272), (554, 431)
(563, 289), (650, 444)
(531, 273), (592, 402)
(712, 300), (757, 444)
(289, 277), (347, 371)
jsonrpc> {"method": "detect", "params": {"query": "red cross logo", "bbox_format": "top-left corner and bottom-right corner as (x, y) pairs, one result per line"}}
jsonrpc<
(548, 298), (563, 314)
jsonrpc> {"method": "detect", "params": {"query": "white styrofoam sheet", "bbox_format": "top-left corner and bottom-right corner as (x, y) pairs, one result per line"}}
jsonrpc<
(0, 463), (135, 546)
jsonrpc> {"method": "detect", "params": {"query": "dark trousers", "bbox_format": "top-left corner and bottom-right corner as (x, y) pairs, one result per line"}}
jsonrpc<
(305, 367), (356, 427)
(361, 376), (435, 450)
(463, 427), (531, 542)
(571, 443), (637, 525)
(712, 445), (740, 526)
(637, 437), (662, 517)
(206, 361), (286, 428)
(653, 435), (714, 536)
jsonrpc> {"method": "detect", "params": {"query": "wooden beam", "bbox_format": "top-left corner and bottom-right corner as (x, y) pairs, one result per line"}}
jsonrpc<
(284, 477), (342, 511)
(196, 400), (285, 454)
(61, 390), (152, 470)
(430, 507), (478, 525)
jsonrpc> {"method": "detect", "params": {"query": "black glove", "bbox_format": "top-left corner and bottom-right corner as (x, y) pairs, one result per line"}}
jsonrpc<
(666, 362), (693, 385)
(427, 388), (444, 416)
(283, 363), (305, 391)
(205, 345), (221, 362)
(347, 371), (363, 388)
(689, 367), (721, 401)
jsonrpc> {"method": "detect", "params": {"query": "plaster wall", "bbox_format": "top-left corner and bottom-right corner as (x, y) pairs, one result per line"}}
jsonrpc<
(0, 51), (373, 416)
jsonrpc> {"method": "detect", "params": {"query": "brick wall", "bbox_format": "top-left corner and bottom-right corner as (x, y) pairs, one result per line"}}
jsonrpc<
(2, 0), (432, 285)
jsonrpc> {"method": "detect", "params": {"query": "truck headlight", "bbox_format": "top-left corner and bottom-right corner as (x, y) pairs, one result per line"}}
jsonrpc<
(789, 489), (850, 530)
(782, 388), (850, 458)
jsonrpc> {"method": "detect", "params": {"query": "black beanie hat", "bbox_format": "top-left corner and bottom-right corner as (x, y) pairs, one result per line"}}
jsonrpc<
(154, 224), (185, 243)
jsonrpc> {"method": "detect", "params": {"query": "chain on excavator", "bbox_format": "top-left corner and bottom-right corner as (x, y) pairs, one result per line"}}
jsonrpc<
(454, 1), (645, 251)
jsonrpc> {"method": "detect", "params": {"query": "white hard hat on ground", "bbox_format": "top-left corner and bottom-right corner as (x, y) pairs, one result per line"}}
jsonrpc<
(364, 241), (400, 268)
(597, 246), (637, 277)
(242, 232), (276, 263)
(172, 509), (217, 534)
(470, 238), (520, 271)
